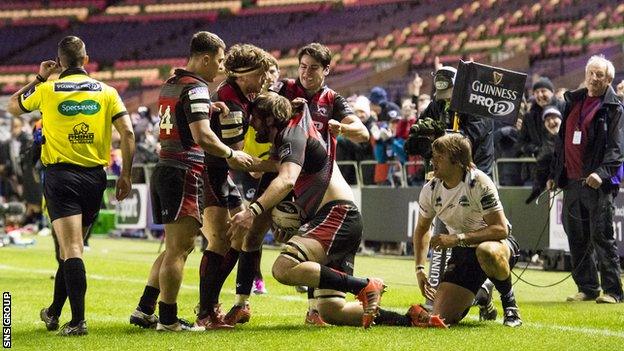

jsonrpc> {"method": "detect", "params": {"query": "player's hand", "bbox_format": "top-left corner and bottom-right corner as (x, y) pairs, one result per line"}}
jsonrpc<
(328, 119), (343, 136)
(226, 150), (254, 170)
(227, 209), (255, 242)
(584, 173), (602, 189)
(211, 101), (230, 116)
(39, 60), (60, 80)
(430, 234), (457, 250)
(416, 269), (436, 301)
(291, 97), (307, 107)
(115, 175), (132, 201)
(546, 179), (556, 191)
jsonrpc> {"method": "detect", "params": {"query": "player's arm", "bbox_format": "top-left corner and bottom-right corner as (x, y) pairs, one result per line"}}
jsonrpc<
(462, 210), (509, 244)
(227, 161), (302, 241)
(331, 114), (370, 142)
(188, 119), (250, 167)
(112, 114), (135, 201)
(7, 60), (60, 116)
(248, 157), (279, 173)
(330, 95), (369, 142)
(413, 213), (435, 301)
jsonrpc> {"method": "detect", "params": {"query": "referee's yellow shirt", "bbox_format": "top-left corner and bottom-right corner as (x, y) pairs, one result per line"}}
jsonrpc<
(243, 126), (271, 160)
(19, 68), (128, 167)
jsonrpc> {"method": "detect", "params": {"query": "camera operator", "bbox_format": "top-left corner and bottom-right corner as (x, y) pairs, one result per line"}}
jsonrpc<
(413, 66), (494, 177)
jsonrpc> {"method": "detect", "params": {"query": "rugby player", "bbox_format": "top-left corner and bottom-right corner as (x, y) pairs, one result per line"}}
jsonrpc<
(413, 133), (522, 327)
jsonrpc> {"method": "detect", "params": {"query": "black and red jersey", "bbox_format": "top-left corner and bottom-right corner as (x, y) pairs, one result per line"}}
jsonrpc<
(205, 78), (252, 168)
(274, 105), (332, 221)
(157, 69), (211, 172)
(270, 78), (354, 160)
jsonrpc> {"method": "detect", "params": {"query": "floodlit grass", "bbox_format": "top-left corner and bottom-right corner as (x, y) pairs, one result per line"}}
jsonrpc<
(1, 235), (623, 350)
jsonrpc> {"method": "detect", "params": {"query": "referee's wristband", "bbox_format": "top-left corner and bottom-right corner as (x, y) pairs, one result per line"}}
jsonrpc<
(248, 201), (264, 216)
(226, 148), (234, 159)
(36, 74), (47, 82)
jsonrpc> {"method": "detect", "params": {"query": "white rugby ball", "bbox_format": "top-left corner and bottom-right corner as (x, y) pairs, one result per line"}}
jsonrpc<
(271, 201), (302, 231)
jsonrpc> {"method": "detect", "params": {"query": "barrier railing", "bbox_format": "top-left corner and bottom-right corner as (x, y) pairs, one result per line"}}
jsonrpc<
(336, 160), (361, 187)
(493, 157), (536, 187)
(358, 160), (405, 187)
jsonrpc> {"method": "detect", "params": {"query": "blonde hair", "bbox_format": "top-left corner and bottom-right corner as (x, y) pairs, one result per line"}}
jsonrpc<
(432, 133), (475, 171)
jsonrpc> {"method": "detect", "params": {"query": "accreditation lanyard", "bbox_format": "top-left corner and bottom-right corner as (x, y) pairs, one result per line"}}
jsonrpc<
(572, 98), (596, 145)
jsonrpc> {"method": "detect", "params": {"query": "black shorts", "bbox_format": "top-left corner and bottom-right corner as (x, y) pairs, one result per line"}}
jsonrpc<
(441, 235), (520, 295)
(203, 166), (242, 209)
(231, 170), (259, 202)
(151, 165), (203, 224)
(44, 163), (106, 226)
(300, 200), (362, 275)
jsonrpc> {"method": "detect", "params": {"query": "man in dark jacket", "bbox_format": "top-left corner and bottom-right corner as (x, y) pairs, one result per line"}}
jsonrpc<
(420, 66), (495, 177)
(548, 55), (624, 304)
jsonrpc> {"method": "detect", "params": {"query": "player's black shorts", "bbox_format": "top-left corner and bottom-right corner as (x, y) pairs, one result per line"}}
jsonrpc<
(300, 200), (362, 275)
(441, 235), (519, 295)
(203, 166), (242, 209)
(231, 170), (260, 202)
(44, 163), (106, 226)
(151, 165), (204, 224)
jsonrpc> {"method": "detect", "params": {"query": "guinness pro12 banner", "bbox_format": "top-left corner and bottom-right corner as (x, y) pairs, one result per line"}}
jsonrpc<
(450, 61), (527, 120)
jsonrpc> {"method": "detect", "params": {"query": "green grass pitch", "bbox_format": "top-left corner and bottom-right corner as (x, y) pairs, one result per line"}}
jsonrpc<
(1, 235), (623, 350)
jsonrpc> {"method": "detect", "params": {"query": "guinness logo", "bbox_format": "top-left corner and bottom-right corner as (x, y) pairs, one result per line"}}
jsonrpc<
(492, 71), (503, 85)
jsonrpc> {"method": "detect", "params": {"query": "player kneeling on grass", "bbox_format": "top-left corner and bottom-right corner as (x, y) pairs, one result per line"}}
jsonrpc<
(228, 92), (445, 328)
(413, 133), (522, 327)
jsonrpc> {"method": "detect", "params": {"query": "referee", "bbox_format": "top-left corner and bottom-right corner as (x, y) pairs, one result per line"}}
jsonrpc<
(8, 36), (135, 336)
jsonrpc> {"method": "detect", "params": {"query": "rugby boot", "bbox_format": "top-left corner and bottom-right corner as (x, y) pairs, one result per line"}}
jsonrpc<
(356, 278), (386, 329)
(502, 307), (522, 327)
(253, 278), (268, 295)
(130, 308), (159, 329)
(304, 310), (328, 326)
(224, 302), (251, 325)
(157, 318), (205, 332)
(57, 320), (88, 336)
(195, 304), (234, 330)
(407, 304), (448, 329)
(40, 308), (60, 331)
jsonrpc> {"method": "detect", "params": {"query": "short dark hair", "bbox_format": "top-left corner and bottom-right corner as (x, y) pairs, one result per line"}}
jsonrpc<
(252, 92), (293, 124)
(297, 43), (332, 68)
(57, 36), (86, 68)
(190, 31), (225, 57)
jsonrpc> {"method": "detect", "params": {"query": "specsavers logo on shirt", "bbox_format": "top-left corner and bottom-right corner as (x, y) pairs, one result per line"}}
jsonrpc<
(58, 100), (101, 116)
(68, 122), (94, 144)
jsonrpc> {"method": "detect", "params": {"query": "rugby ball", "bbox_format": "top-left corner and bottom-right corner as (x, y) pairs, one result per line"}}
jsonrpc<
(271, 201), (302, 231)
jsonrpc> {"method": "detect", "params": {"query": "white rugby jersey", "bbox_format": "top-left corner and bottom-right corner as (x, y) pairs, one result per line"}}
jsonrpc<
(419, 168), (503, 234)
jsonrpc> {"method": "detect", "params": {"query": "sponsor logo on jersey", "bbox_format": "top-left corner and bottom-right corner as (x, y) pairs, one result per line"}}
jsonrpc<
(54, 81), (102, 92)
(68, 122), (94, 144)
(279, 143), (292, 159)
(188, 86), (209, 100)
(58, 100), (101, 116)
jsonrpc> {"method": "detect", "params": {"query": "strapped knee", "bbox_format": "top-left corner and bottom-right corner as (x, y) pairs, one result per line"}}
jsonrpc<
(279, 242), (311, 264)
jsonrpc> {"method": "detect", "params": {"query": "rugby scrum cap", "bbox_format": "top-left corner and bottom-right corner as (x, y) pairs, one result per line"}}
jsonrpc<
(433, 66), (457, 91)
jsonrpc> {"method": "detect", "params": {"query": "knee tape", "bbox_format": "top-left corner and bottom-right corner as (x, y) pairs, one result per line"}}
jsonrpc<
(279, 242), (309, 264)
